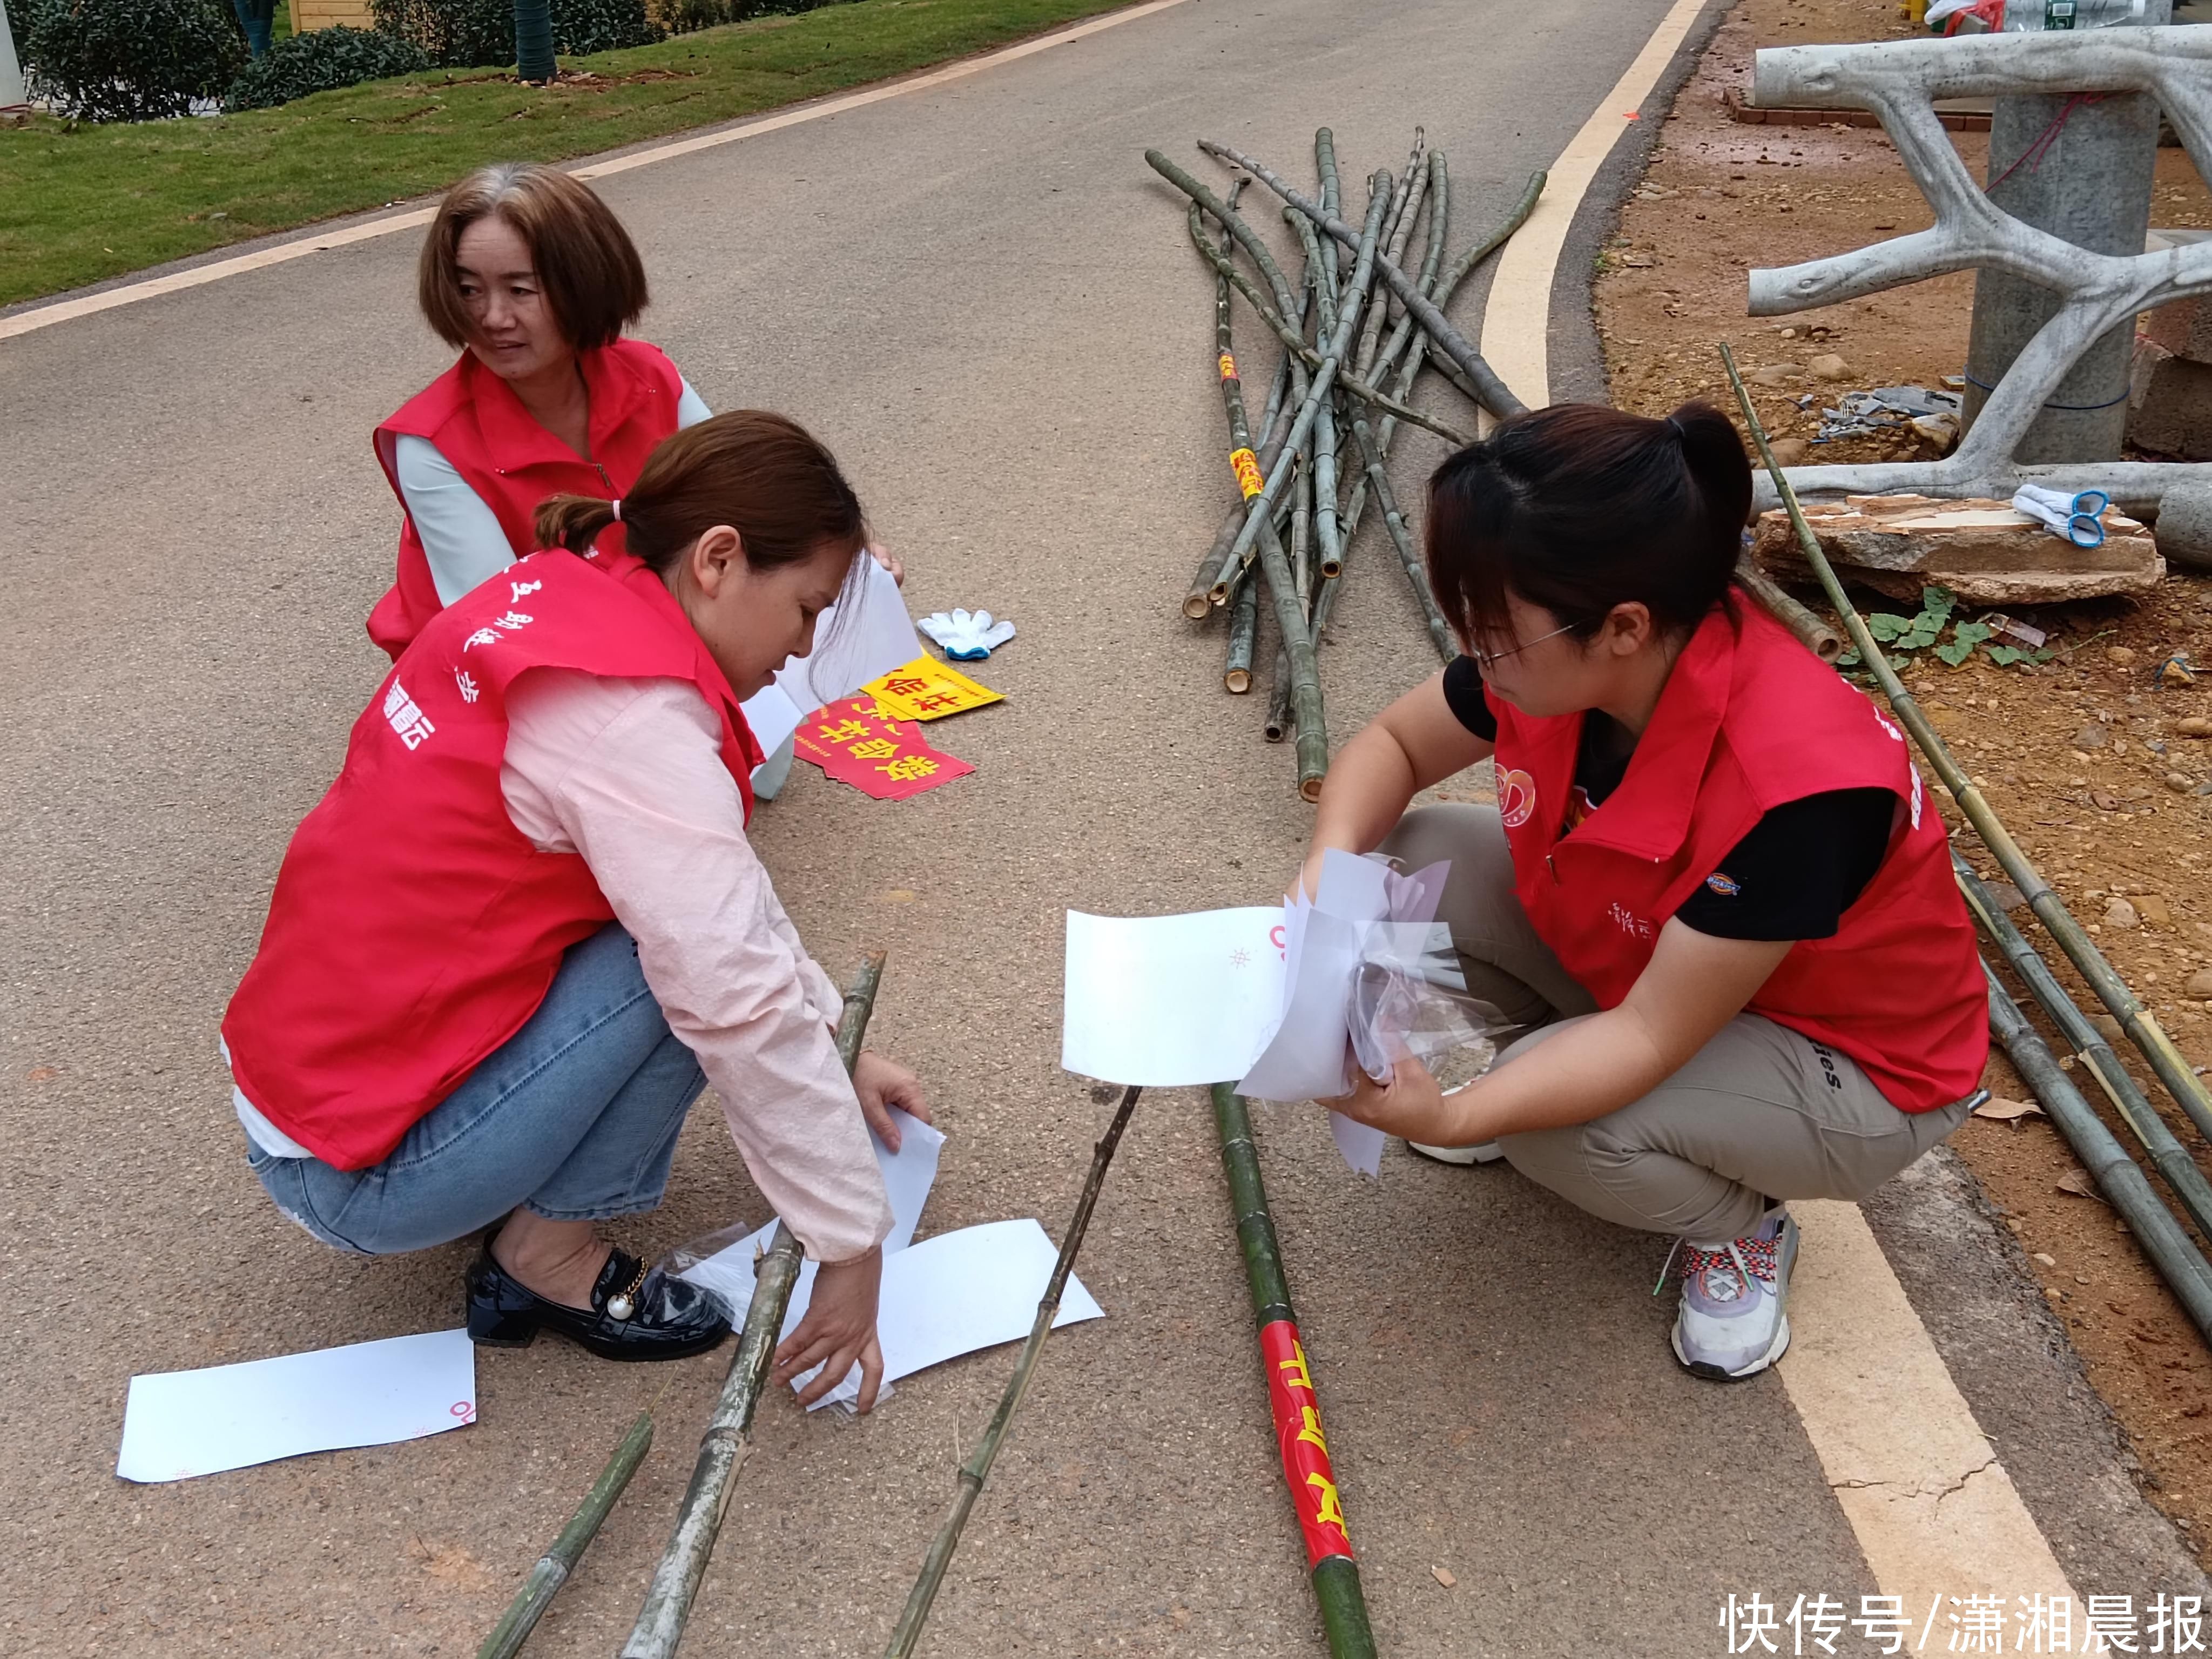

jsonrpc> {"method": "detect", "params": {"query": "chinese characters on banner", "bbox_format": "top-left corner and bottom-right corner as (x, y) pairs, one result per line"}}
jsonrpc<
(864, 655), (1003, 722)
(1717, 1591), (2204, 1655)
(795, 696), (973, 801)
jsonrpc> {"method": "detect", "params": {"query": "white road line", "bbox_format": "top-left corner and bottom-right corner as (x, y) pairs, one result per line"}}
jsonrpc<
(1783, 1202), (2077, 1637)
(1476, 0), (1709, 416)
(0, 0), (1194, 346)
(1474, 0), (2079, 1616)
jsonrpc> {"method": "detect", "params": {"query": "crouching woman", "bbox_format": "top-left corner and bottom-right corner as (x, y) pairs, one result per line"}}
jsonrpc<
(1306, 402), (1988, 1382)
(223, 412), (926, 1408)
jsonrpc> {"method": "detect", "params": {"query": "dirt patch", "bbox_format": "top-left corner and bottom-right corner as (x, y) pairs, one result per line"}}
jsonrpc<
(1597, 0), (2212, 1563)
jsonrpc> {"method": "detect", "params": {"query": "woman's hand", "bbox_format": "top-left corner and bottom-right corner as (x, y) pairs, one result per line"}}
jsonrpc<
(867, 538), (905, 587)
(1324, 1053), (1466, 1144)
(852, 1049), (930, 1151)
(773, 1247), (885, 1411)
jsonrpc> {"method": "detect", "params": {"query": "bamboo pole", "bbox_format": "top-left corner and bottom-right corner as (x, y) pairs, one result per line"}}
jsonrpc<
(475, 1412), (654, 1659)
(882, 1085), (1144, 1658)
(1315, 127), (1341, 293)
(1735, 555), (1844, 664)
(1984, 967), (2212, 1340)
(1264, 643), (1292, 744)
(1347, 405), (1455, 663)
(1956, 852), (2212, 1242)
(1718, 343), (2212, 1148)
(622, 953), (887, 1659)
(1291, 211), (1350, 583)
(1210, 1085), (1378, 1659)
(1197, 139), (1528, 420)
(1226, 574), (1260, 694)
(1358, 129), (1428, 381)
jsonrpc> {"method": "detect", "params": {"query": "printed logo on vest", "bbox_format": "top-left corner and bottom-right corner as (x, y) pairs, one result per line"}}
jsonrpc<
(1607, 901), (1655, 941)
(382, 681), (436, 751)
(1495, 763), (1538, 830)
(1704, 872), (1741, 897)
(454, 669), (480, 705)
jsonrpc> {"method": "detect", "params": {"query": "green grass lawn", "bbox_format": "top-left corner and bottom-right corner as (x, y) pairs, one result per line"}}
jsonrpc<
(0, 0), (1132, 306)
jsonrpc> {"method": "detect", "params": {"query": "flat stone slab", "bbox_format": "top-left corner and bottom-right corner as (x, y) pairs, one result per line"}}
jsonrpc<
(1754, 492), (2164, 605)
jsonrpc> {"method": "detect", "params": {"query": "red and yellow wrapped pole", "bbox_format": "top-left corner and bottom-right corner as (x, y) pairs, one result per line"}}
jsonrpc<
(1211, 1084), (1378, 1658)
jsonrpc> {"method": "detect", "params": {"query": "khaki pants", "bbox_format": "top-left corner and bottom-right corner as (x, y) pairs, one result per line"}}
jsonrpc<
(1378, 804), (1974, 1244)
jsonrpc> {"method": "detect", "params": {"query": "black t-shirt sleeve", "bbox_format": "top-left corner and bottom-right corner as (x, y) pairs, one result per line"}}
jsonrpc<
(1674, 787), (1897, 942)
(1440, 655), (1498, 741)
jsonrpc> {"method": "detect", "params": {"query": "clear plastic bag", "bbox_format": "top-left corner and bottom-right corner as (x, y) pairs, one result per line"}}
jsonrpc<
(1345, 919), (1513, 1088)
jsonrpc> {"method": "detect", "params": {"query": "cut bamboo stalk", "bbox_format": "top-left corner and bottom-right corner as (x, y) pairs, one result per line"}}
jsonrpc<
(1734, 555), (1843, 663)
(882, 1086), (1144, 1658)
(1315, 127), (1341, 292)
(1225, 574), (1260, 693)
(1198, 139), (1527, 420)
(622, 953), (886, 1659)
(1957, 852), (2212, 1243)
(1358, 129), (1428, 380)
(1984, 966), (2212, 1341)
(1210, 1085), (1378, 1659)
(476, 1411), (653, 1659)
(1291, 211), (1348, 583)
(1347, 406), (1454, 663)
(1264, 643), (1292, 744)
(1719, 343), (2212, 1149)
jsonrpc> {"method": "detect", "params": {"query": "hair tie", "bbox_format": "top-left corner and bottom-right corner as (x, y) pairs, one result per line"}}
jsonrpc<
(1665, 414), (1686, 441)
(610, 498), (623, 522)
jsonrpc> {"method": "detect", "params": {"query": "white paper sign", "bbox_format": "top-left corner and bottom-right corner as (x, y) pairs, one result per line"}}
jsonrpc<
(1060, 907), (1286, 1086)
(118, 1328), (476, 1483)
(739, 558), (921, 758)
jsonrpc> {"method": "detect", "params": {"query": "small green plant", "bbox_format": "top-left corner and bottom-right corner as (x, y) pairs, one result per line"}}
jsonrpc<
(1837, 585), (2056, 673)
(26, 0), (246, 121)
(222, 24), (430, 110)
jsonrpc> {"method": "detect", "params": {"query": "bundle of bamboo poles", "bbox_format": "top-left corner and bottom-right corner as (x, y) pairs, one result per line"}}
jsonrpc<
(1147, 131), (1543, 801)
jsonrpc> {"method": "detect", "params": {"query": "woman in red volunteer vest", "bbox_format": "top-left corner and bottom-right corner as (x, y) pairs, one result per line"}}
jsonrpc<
(1306, 402), (1987, 1382)
(227, 412), (927, 1406)
(368, 161), (700, 662)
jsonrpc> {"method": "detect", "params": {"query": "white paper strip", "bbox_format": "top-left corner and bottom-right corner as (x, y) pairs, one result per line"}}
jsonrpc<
(1060, 907), (1286, 1086)
(117, 1329), (476, 1483)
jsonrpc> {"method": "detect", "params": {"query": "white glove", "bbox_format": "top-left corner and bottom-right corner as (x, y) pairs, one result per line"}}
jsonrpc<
(917, 608), (1016, 661)
(2012, 483), (2108, 549)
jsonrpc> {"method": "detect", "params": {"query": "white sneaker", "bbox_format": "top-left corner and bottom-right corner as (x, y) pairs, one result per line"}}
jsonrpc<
(1667, 1209), (1797, 1381)
(1406, 1139), (1506, 1165)
(1405, 1077), (1506, 1165)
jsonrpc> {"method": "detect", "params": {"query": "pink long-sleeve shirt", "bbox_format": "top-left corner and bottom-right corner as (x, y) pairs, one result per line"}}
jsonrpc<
(498, 669), (892, 1263)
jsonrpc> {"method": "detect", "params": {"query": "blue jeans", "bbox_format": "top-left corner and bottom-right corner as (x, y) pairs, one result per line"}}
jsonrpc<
(248, 923), (705, 1256)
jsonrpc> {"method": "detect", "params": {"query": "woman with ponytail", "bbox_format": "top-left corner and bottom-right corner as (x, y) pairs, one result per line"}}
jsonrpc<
(224, 413), (927, 1406)
(1302, 402), (1986, 1382)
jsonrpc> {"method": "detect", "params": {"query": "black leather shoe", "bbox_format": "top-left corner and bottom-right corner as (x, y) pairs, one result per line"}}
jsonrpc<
(464, 1238), (731, 1361)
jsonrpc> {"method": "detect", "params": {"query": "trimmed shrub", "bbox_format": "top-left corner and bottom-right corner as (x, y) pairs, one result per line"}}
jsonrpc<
(222, 24), (431, 110)
(370, 0), (659, 69)
(26, 0), (247, 121)
(647, 0), (851, 35)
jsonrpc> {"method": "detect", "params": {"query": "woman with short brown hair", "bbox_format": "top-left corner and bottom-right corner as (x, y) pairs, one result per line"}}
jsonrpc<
(366, 162), (708, 662)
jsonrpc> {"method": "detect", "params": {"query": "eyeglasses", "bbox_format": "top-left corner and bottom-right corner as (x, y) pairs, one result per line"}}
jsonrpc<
(1468, 620), (1576, 671)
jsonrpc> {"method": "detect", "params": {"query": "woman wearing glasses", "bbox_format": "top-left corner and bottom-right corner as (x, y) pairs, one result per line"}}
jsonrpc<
(1302, 402), (1986, 1382)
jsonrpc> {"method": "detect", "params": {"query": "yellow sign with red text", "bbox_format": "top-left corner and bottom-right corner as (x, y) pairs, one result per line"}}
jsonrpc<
(863, 656), (1003, 723)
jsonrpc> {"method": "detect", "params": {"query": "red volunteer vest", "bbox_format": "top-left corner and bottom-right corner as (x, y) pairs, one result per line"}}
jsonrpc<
(367, 337), (687, 661)
(1489, 602), (1986, 1114)
(225, 549), (764, 1170)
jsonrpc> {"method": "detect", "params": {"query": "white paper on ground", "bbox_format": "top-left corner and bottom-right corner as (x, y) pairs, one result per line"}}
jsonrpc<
(117, 1328), (475, 1483)
(1060, 907), (1286, 1087)
(789, 1220), (1102, 1411)
(739, 558), (921, 757)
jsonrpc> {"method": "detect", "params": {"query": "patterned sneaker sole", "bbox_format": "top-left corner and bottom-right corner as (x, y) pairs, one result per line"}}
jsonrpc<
(1671, 1313), (1791, 1382)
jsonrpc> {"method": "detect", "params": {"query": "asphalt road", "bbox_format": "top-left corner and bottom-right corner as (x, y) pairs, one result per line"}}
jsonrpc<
(0, 1), (2198, 1654)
